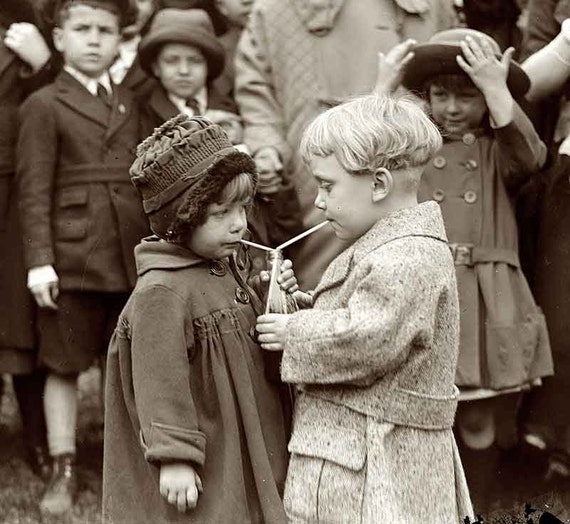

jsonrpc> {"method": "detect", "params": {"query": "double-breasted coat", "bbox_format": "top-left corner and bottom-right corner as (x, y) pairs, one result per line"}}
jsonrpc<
(418, 104), (553, 391)
(17, 70), (150, 292)
(103, 238), (288, 524)
(235, 0), (456, 288)
(280, 202), (474, 523)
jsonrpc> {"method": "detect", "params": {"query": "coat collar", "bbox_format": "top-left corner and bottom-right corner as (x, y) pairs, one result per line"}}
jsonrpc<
(135, 236), (204, 276)
(0, 39), (17, 79)
(147, 85), (179, 123)
(55, 70), (134, 141)
(313, 201), (448, 297)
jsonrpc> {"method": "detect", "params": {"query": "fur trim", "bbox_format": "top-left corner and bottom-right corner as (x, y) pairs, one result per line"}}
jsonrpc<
(166, 152), (257, 240)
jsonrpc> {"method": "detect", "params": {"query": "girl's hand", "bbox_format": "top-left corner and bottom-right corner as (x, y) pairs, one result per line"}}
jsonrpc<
(159, 463), (203, 513)
(259, 258), (300, 294)
(374, 39), (416, 94)
(256, 313), (290, 351)
(457, 36), (514, 97)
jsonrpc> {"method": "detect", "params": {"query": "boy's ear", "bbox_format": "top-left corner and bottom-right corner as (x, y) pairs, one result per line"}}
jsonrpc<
(371, 167), (393, 202)
(52, 27), (64, 53)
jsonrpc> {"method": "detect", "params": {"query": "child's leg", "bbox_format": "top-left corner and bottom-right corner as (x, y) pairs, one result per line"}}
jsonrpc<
(456, 399), (498, 515)
(44, 372), (78, 457)
(493, 392), (521, 451)
(12, 369), (50, 479)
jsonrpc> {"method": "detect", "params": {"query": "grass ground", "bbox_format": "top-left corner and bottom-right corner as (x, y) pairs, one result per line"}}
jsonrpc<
(0, 368), (103, 524)
(0, 367), (569, 523)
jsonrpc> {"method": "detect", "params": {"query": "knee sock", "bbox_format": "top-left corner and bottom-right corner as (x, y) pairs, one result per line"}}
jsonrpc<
(44, 373), (78, 457)
(12, 370), (48, 449)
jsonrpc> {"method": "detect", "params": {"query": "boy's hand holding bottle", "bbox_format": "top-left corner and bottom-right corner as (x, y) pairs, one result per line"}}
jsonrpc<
(159, 462), (203, 513)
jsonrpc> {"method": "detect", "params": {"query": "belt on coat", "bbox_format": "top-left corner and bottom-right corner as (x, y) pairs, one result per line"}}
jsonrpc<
(448, 243), (520, 268)
(312, 385), (460, 430)
(56, 164), (133, 187)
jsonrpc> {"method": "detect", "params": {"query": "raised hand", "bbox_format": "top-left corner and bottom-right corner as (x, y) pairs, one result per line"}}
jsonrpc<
(374, 38), (416, 94)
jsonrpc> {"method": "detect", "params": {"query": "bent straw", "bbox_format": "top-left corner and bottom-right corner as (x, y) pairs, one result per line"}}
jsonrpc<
(275, 220), (329, 251)
(240, 239), (274, 252)
(240, 220), (330, 252)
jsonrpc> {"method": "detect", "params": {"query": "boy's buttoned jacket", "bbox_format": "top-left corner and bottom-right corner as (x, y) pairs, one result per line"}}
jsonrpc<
(280, 202), (473, 523)
(17, 70), (150, 291)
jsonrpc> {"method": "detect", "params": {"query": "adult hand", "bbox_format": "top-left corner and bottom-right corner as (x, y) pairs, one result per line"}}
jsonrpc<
(159, 463), (203, 513)
(4, 23), (51, 73)
(256, 313), (290, 351)
(254, 147), (283, 194)
(374, 39), (416, 94)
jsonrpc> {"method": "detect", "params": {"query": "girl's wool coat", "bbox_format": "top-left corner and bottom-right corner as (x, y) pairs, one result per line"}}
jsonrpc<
(103, 239), (288, 524)
(280, 202), (474, 523)
(419, 104), (553, 391)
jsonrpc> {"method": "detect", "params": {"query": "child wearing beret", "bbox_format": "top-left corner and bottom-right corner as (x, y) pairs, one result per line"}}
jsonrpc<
(102, 115), (290, 524)
(376, 29), (554, 513)
(16, 0), (150, 516)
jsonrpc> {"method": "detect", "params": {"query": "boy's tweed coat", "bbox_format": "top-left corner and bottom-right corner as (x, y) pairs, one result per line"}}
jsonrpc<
(17, 70), (150, 291)
(280, 202), (474, 523)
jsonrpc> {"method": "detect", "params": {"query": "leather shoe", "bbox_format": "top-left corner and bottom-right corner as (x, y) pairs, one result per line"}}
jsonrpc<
(40, 453), (77, 517)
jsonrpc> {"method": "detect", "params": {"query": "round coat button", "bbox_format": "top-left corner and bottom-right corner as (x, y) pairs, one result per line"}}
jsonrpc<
(464, 190), (478, 204)
(235, 287), (250, 304)
(433, 156), (447, 169)
(432, 189), (445, 202)
(462, 133), (476, 145)
(210, 260), (227, 276)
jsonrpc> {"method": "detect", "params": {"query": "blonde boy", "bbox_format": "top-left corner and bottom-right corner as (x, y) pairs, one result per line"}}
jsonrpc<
(256, 94), (474, 523)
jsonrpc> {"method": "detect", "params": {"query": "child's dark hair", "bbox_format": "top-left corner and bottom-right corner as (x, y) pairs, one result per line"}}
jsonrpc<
(422, 73), (478, 96)
(40, 0), (133, 29)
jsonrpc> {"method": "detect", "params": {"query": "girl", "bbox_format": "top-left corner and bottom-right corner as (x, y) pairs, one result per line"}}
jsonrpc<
(376, 29), (553, 513)
(102, 114), (291, 524)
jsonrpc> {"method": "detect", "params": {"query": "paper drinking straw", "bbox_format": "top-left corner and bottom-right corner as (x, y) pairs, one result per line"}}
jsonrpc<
(240, 239), (274, 251)
(276, 220), (329, 251)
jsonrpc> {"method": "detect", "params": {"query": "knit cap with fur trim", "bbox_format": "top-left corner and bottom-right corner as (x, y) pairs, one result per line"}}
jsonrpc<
(130, 114), (257, 241)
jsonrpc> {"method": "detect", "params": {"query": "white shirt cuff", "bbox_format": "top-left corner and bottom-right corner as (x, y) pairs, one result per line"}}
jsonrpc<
(27, 265), (58, 289)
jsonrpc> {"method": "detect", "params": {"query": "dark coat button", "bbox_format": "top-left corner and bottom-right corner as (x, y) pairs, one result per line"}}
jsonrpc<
(433, 189), (445, 202)
(464, 190), (477, 204)
(235, 287), (250, 304)
(462, 133), (476, 145)
(210, 260), (227, 276)
(433, 155), (447, 169)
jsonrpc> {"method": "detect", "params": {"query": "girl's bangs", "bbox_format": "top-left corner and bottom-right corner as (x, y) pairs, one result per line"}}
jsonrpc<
(219, 172), (255, 204)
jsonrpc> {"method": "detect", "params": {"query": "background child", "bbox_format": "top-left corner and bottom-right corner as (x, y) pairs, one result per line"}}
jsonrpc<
(16, 0), (149, 516)
(0, 0), (52, 481)
(103, 115), (289, 524)
(256, 94), (474, 523)
(378, 28), (553, 512)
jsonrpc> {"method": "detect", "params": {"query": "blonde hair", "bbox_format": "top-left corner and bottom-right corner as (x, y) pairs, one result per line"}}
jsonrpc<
(300, 94), (442, 177)
(215, 172), (255, 206)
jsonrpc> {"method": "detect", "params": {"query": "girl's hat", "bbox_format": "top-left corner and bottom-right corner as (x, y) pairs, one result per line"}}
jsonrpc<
(138, 8), (225, 81)
(130, 114), (256, 238)
(401, 28), (530, 98)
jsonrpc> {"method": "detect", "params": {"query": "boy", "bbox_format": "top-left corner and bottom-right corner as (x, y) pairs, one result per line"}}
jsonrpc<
(256, 94), (474, 523)
(136, 7), (238, 137)
(16, 0), (149, 516)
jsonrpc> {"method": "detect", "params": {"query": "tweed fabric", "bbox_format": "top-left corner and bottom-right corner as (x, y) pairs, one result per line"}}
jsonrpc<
(281, 202), (474, 523)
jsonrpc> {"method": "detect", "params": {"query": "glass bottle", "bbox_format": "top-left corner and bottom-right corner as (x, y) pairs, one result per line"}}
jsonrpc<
(263, 250), (298, 383)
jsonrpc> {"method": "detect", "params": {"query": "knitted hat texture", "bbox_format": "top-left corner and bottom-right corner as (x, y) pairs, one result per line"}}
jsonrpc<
(130, 114), (256, 239)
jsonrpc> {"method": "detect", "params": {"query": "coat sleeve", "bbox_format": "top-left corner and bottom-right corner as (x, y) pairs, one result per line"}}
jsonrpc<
(281, 251), (441, 386)
(520, 0), (560, 60)
(130, 285), (206, 466)
(492, 102), (547, 193)
(16, 90), (58, 269)
(234, 5), (292, 164)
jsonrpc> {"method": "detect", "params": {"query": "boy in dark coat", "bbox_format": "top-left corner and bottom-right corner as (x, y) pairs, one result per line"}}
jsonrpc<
(16, 0), (149, 517)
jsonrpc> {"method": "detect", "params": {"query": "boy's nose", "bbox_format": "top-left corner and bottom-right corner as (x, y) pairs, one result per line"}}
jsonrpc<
(178, 60), (190, 75)
(87, 28), (101, 45)
(446, 96), (459, 112)
(230, 209), (247, 232)
(314, 192), (326, 210)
